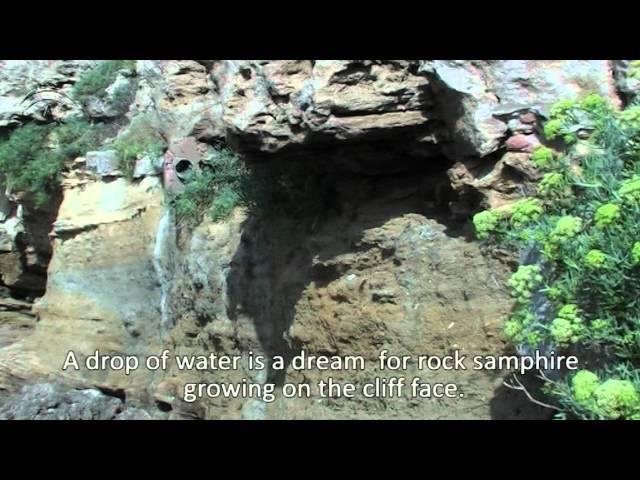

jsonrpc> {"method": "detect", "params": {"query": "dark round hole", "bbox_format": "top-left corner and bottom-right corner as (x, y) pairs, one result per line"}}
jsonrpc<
(175, 159), (193, 174)
(155, 400), (173, 412)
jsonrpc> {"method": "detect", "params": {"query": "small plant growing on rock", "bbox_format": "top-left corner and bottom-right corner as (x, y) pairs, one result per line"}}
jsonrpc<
(109, 115), (166, 180)
(531, 146), (556, 169)
(472, 209), (506, 240)
(510, 198), (543, 228)
(594, 203), (621, 228)
(174, 146), (247, 226)
(508, 264), (543, 304)
(72, 60), (136, 104)
(583, 249), (607, 269)
(550, 304), (584, 345)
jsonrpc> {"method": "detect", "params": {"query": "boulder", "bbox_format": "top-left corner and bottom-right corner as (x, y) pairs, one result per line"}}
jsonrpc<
(85, 150), (121, 177)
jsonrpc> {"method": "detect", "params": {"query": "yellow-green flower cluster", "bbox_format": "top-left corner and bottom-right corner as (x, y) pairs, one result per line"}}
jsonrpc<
(546, 286), (564, 301)
(590, 318), (611, 333)
(531, 146), (556, 169)
(510, 198), (543, 228)
(579, 94), (609, 113)
(594, 379), (640, 419)
(550, 303), (584, 345)
(594, 203), (620, 228)
(508, 265), (543, 304)
(472, 209), (504, 240)
(503, 310), (535, 344)
(632, 241), (640, 265)
(618, 176), (640, 203)
(504, 319), (524, 343)
(543, 120), (564, 141)
(526, 330), (543, 346)
(572, 371), (640, 419)
(584, 249), (607, 269)
(572, 370), (600, 404)
(550, 99), (577, 118)
(538, 172), (566, 196)
(544, 216), (583, 259)
(619, 105), (640, 128)
(550, 215), (583, 244)
(543, 99), (577, 141)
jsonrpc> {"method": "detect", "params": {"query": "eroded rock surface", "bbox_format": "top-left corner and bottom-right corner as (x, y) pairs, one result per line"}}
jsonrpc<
(0, 60), (94, 126)
(0, 383), (154, 420)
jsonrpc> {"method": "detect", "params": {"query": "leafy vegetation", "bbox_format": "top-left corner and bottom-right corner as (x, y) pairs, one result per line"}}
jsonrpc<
(173, 146), (248, 225)
(473, 93), (640, 419)
(0, 119), (108, 207)
(107, 115), (166, 180)
(173, 146), (334, 227)
(72, 60), (136, 103)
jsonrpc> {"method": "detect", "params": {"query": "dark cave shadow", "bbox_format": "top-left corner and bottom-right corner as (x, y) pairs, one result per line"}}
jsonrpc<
(489, 372), (556, 420)
(223, 74), (516, 397)
(224, 151), (480, 387)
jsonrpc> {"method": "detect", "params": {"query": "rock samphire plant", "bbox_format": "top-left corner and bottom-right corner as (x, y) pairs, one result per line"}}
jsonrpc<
(473, 93), (640, 419)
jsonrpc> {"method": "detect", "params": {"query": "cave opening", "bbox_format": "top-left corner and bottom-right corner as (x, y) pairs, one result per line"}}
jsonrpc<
(225, 136), (485, 389)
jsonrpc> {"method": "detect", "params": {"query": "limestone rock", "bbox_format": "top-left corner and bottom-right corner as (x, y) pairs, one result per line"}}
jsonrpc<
(0, 383), (154, 420)
(424, 60), (507, 158)
(423, 60), (619, 160)
(84, 72), (136, 119)
(0, 60), (94, 126)
(0, 176), (166, 399)
(217, 60), (437, 154)
(505, 133), (541, 152)
(85, 150), (121, 177)
(133, 156), (163, 179)
(0, 297), (36, 349)
(156, 176), (523, 419)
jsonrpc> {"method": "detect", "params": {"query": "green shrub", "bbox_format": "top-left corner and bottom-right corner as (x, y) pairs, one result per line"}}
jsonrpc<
(0, 123), (58, 206)
(108, 116), (165, 180)
(478, 95), (640, 419)
(72, 60), (136, 104)
(0, 119), (107, 207)
(173, 148), (336, 227)
(174, 146), (247, 226)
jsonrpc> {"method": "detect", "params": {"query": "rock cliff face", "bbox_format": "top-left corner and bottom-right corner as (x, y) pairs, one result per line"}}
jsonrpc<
(0, 60), (626, 419)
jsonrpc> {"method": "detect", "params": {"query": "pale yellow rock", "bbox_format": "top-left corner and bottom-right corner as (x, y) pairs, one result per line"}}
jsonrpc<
(0, 176), (166, 399)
